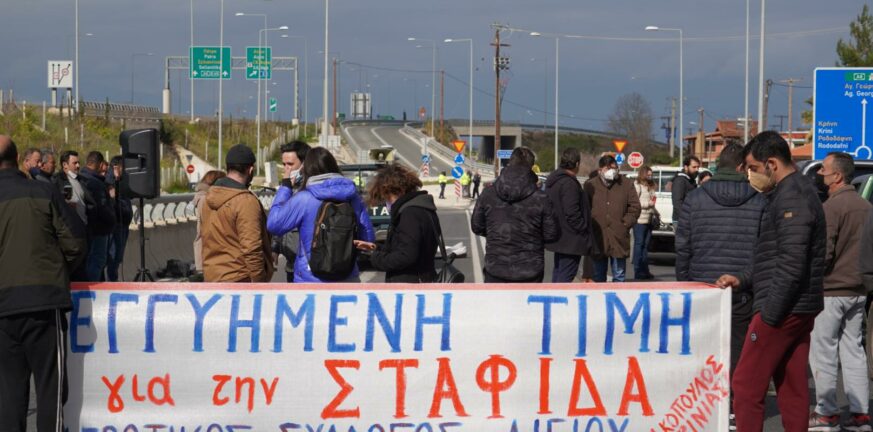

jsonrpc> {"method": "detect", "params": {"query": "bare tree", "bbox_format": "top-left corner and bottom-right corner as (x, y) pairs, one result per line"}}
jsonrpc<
(607, 92), (654, 149)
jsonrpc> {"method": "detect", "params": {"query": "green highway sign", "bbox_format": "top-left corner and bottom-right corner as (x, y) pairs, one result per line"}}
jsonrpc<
(190, 46), (231, 80)
(246, 46), (272, 80)
(269, 97), (277, 112)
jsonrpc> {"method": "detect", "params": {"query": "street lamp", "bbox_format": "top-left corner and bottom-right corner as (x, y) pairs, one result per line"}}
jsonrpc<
(257, 26), (289, 174)
(218, 0), (225, 170)
(408, 37), (437, 143)
(322, 0), (330, 148)
(646, 25), (684, 165)
(131, 52), (154, 104)
(444, 38), (474, 161)
(530, 32), (560, 171)
(236, 12), (268, 175)
(282, 34), (310, 136)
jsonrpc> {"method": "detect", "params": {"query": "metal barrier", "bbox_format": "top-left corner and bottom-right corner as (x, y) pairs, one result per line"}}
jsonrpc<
(130, 191), (275, 231)
(400, 125), (495, 175)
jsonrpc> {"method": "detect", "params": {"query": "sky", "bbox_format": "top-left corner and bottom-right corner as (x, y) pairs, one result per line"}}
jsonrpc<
(0, 0), (868, 137)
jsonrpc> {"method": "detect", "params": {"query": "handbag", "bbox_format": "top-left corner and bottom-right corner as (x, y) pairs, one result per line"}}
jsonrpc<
(649, 208), (662, 230)
(429, 213), (465, 283)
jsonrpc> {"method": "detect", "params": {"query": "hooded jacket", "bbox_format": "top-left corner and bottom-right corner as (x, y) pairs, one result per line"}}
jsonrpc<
(0, 168), (87, 317)
(735, 171), (826, 326)
(544, 170), (593, 256)
(267, 173), (375, 283)
(584, 174), (641, 258)
(370, 191), (440, 283)
(201, 177), (274, 282)
(471, 165), (559, 280)
(675, 172), (767, 287)
(671, 171), (697, 216)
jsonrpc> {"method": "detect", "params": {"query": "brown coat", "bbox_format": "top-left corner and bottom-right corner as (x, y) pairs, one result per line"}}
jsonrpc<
(823, 184), (872, 296)
(584, 174), (641, 258)
(201, 179), (274, 282)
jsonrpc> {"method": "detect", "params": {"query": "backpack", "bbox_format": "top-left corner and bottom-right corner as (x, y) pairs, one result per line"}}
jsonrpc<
(309, 200), (359, 281)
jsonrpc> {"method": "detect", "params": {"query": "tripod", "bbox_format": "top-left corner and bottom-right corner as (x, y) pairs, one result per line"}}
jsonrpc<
(133, 197), (154, 282)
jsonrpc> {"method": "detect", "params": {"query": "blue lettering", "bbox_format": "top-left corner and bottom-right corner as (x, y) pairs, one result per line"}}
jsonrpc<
(108, 293), (139, 354)
(546, 419), (566, 432)
(225, 426), (252, 432)
(604, 293), (650, 355)
(438, 423), (462, 432)
(528, 295), (568, 355)
(367, 426), (385, 432)
(187, 294), (222, 352)
(328, 295), (357, 352)
(144, 425), (166, 432)
(414, 424), (433, 432)
(658, 292), (692, 355)
(71, 291), (96, 353)
(274, 294), (315, 352)
(607, 419), (629, 432)
(584, 418), (603, 432)
(576, 295), (588, 357)
(144, 294), (178, 353)
(365, 293), (403, 352)
(228, 294), (262, 353)
(414, 293), (452, 351)
(278, 424), (302, 432)
(389, 424), (413, 432)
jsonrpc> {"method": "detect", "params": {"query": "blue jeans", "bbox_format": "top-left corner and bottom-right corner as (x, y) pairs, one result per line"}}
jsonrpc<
(106, 227), (130, 282)
(592, 257), (626, 282)
(552, 252), (581, 283)
(632, 223), (653, 278)
(85, 235), (110, 282)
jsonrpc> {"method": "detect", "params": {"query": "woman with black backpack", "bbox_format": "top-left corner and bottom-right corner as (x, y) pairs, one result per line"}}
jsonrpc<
(355, 163), (442, 283)
(266, 147), (375, 283)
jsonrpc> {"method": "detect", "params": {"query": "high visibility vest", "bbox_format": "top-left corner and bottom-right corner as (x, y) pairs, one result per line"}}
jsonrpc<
(438, 175), (447, 184)
(460, 174), (471, 186)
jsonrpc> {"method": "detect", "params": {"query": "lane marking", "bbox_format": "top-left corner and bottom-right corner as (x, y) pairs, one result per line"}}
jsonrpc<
(371, 127), (414, 168)
(465, 208), (484, 283)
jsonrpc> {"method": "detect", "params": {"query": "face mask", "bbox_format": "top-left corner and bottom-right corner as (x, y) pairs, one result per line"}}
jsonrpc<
(289, 168), (304, 184)
(603, 169), (617, 181)
(748, 168), (775, 193)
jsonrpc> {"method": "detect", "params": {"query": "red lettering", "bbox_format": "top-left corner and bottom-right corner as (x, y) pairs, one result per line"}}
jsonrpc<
(321, 359), (361, 419)
(260, 377), (279, 406)
(428, 357), (469, 418)
(379, 359), (420, 419)
(131, 374), (146, 402)
(147, 374), (175, 407)
(475, 355), (518, 419)
(567, 359), (606, 417)
(212, 374), (232, 406)
(101, 375), (125, 413)
(617, 356), (653, 416)
(538, 357), (552, 414)
(235, 376), (256, 413)
(705, 355), (724, 376)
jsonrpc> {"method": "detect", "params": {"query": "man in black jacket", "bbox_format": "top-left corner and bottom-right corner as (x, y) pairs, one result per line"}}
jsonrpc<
(79, 151), (117, 281)
(717, 131), (826, 432)
(105, 156), (133, 282)
(675, 143), (766, 379)
(671, 155), (700, 219)
(472, 147), (559, 282)
(545, 148), (592, 282)
(0, 136), (87, 430)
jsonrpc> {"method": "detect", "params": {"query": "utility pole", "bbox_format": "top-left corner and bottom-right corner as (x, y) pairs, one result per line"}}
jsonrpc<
(440, 69), (445, 140)
(669, 97), (677, 158)
(491, 23), (510, 176)
(332, 57), (338, 132)
(775, 114), (788, 132)
(781, 78), (801, 147)
(697, 107), (705, 159)
(761, 79), (773, 132)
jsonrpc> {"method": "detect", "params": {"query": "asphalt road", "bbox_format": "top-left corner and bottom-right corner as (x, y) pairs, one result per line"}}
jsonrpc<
(345, 124), (454, 174)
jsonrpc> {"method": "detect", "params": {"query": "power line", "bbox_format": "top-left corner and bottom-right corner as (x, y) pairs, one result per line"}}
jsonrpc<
(504, 26), (846, 43)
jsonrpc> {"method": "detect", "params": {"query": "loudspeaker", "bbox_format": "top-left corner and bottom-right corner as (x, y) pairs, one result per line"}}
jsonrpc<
(120, 128), (160, 199)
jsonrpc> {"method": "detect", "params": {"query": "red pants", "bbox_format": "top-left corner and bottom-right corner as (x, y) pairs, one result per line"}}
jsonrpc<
(732, 313), (816, 432)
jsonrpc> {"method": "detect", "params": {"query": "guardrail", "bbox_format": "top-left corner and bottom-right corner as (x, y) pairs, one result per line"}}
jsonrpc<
(400, 125), (495, 175)
(130, 191), (275, 230)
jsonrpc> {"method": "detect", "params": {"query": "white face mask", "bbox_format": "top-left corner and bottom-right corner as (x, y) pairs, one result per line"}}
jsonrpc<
(603, 168), (617, 181)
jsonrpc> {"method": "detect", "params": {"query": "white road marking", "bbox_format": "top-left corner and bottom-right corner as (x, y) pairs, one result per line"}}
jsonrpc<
(465, 208), (484, 283)
(370, 127), (414, 168)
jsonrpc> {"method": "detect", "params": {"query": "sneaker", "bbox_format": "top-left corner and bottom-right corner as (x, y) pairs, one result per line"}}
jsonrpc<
(808, 412), (841, 431)
(728, 413), (737, 431)
(843, 414), (872, 432)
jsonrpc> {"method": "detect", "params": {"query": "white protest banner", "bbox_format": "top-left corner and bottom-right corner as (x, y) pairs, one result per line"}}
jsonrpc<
(65, 282), (731, 432)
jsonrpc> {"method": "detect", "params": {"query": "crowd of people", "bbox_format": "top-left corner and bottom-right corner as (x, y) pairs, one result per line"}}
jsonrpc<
(2, 130), (873, 430)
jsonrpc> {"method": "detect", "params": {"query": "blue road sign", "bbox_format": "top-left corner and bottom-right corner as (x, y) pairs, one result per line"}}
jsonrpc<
(615, 152), (626, 165)
(421, 154), (431, 163)
(451, 166), (464, 179)
(497, 149), (513, 160)
(454, 154), (465, 164)
(814, 68), (873, 160)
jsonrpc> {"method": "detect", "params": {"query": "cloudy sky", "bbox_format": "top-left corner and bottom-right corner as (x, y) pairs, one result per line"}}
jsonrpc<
(1, 0), (867, 136)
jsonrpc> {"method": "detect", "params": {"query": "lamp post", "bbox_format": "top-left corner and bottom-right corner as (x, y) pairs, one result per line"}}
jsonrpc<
(218, 0), (224, 169)
(235, 12), (267, 174)
(190, 0), (195, 121)
(282, 34), (309, 136)
(74, 0), (79, 107)
(757, 0), (766, 132)
(321, 0), (330, 147)
(408, 37), (436, 142)
(131, 52), (154, 104)
(444, 38), (473, 160)
(531, 32), (560, 171)
(645, 26), (684, 165)
(744, 0), (750, 142)
(257, 25), (289, 175)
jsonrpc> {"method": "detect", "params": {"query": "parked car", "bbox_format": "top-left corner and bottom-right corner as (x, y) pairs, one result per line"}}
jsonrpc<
(797, 159), (873, 202)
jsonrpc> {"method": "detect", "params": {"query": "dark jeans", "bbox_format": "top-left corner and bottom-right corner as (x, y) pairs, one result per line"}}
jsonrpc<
(632, 223), (652, 278)
(439, 183), (446, 198)
(484, 269), (544, 283)
(552, 252), (581, 283)
(106, 226), (130, 282)
(472, 184), (480, 198)
(592, 257), (626, 282)
(0, 310), (67, 432)
(85, 234), (110, 282)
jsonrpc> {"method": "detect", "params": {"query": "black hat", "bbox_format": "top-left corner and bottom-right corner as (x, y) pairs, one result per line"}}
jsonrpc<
(226, 144), (256, 166)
